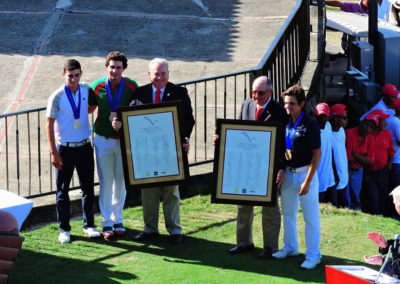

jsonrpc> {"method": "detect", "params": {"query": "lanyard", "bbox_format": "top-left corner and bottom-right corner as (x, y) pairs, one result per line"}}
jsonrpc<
(64, 85), (81, 119)
(105, 77), (125, 112)
(285, 111), (304, 150)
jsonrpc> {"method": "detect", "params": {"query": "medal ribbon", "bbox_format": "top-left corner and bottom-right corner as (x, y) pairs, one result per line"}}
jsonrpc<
(105, 77), (125, 112)
(64, 85), (81, 119)
(285, 111), (304, 150)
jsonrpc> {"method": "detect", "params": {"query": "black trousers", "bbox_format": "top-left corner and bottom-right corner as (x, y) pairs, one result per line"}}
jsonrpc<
(56, 143), (95, 231)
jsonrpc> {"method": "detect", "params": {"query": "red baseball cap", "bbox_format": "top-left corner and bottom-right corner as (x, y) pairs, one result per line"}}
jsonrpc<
(365, 113), (379, 126)
(382, 84), (400, 98)
(370, 109), (390, 119)
(394, 98), (400, 110)
(330, 104), (347, 116)
(315, 103), (330, 116)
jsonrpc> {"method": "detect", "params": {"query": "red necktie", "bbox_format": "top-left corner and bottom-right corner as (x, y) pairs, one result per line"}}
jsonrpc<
(255, 106), (263, 120)
(155, 89), (161, 103)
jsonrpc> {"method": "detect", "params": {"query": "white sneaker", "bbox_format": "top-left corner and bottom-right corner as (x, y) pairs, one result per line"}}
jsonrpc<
(58, 231), (70, 243)
(300, 258), (321, 269)
(272, 249), (299, 259)
(83, 227), (101, 238)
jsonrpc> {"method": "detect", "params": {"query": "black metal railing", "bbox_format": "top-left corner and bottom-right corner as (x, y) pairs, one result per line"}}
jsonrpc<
(0, 0), (310, 198)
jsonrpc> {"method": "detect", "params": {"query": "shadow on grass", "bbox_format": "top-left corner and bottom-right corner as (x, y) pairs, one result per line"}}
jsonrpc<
(9, 249), (136, 284)
(13, 222), (371, 284)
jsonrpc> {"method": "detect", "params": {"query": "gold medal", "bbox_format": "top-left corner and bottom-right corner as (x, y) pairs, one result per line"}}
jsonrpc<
(109, 112), (117, 122)
(73, 119), (81, 130)
(285, 149), (292, 161)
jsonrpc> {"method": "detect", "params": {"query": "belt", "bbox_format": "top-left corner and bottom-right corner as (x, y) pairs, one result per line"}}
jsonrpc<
(286, 165), (309, 173)
(58, 138), (90, 148)
(105, 136), (119, 139)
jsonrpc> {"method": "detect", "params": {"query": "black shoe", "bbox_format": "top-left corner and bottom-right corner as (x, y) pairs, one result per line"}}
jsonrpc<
(133, 232), (159, 242)
(170, 234), (183, 245)
(228, 244), (254, 255)
(258, 247), (274, 259)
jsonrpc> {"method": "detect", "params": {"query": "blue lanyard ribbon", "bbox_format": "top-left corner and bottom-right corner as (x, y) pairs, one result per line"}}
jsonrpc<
(105, 77), (125, 112)
(64, 85), (81, 119)
(285, 111), (304, 150)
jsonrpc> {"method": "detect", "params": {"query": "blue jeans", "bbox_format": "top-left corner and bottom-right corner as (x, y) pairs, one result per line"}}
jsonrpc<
(347, 167), (363, 210)
(56, 143), (95, 231)
(390, 163), (400, 188)
(364, 169), (389, 216)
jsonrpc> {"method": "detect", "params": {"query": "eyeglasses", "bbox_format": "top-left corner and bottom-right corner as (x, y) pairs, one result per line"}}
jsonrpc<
(337, 116), (348, 120)
(252, 90), (268, 96)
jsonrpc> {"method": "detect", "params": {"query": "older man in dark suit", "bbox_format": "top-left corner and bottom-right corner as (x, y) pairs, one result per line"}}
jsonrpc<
(132, 58), (195, 245)
(229, 76), (287, 258)
(219, 76), (288, 259)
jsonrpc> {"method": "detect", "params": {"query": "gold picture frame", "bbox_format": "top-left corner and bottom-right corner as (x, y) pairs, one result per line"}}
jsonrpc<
(212, 119), (282, 206)
(117, 101), (189, 190)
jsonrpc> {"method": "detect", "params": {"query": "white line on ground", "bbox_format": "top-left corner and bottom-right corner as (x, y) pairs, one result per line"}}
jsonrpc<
(55, 0), (72, 9)
(192, 0), (211, 17)
(7, 57), (35, 102)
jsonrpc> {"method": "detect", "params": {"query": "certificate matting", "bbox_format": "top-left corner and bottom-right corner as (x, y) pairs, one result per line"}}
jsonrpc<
(118, 101), (189, 190)
(212, 119), (282, 206)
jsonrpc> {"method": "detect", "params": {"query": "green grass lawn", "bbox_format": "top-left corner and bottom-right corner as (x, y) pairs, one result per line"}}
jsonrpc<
(10, 195), (399, 284)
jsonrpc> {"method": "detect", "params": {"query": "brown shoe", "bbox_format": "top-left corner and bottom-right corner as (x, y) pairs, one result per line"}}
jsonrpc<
(133, 232), (159, 242)
(170, 234), (183, 245)
(258, 247), (274, 259)
(228, 244), (254, 254)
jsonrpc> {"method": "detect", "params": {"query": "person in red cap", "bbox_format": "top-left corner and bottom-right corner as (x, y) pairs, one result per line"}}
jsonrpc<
(315, 103), (336, 205)
(345, 114), (377, 210)
(360, 84), (400, 121)
(364, 109), (395, 215)
(386, 98), (400, 219)
(329, 104), (349, 208)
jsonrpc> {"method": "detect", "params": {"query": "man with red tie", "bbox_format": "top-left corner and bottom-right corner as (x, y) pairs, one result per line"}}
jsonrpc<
(132, 58), (195, 245)
(228, 76), (288, 258)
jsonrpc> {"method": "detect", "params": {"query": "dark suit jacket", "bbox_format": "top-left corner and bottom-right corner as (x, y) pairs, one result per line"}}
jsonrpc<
(239, 98), (287, 124)
(133, 82), (195, 138)
(239, 98), (288, 169)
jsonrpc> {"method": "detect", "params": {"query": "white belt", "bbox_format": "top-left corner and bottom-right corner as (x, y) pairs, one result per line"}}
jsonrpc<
(58, 138), (90, 148)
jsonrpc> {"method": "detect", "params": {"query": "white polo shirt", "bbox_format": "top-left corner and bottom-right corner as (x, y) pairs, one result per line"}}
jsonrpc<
(46, 83), (91, 143)
(331, 127), (349, 189)
(317, 121), (336, 192)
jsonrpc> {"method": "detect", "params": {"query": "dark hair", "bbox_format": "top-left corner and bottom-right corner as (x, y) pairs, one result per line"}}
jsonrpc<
(63, 59), (81, 72)
(280, 83), (305, 105)
(105, 51), (128, 69)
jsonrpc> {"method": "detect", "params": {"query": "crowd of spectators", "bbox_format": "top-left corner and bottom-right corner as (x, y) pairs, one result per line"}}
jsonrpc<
(316, 84), (400, 221)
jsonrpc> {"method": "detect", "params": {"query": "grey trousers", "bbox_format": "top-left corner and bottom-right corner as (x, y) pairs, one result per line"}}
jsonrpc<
(236, 203), (281, 251)
(141, 185), (182, 235)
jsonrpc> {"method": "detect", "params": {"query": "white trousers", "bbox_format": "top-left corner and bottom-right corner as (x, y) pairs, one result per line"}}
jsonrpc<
(280, 166), (321, 260)
(94, 135), (126, 228)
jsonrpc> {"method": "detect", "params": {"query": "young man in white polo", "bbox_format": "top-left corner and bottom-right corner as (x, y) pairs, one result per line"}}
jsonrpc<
(46, 59), (101, 243)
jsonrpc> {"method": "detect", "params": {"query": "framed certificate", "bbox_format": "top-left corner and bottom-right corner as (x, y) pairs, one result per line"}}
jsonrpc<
(212, 119), (282, 206)
(117, 101), (189, 190)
